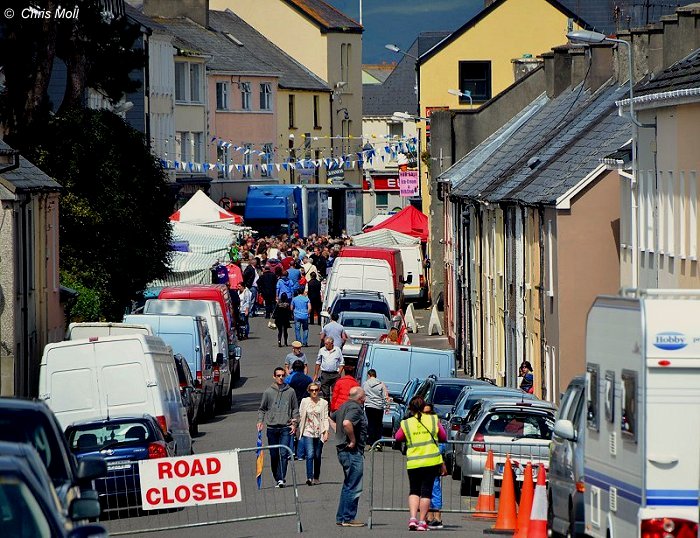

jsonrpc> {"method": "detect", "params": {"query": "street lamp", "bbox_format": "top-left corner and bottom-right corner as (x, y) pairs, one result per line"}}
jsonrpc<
(448, 88), (473, 106)
(567, 29), (639, 289)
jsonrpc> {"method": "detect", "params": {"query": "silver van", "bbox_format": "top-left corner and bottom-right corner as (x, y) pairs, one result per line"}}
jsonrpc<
(548, 375), (586, 537)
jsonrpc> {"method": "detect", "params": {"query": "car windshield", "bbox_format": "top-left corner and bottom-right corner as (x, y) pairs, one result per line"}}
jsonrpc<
(0, 477), (52, 538)
(0, 411), (69, 482)
(333, 299), (390, 318)
(432, 384), (466, 406)
(342, 316), (389, 330)
(463, 391), (527, 412)
(66, 421), (155, 453)
(479, 412), (554, 440)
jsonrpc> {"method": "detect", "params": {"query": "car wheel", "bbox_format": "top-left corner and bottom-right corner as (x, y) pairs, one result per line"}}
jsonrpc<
(460, 476), (477, 496)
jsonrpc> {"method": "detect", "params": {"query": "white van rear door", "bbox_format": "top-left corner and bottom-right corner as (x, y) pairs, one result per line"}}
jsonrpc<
(362, 265), (395, 306)
(96, 339), (153, 418)
(44, 342), (100, 429)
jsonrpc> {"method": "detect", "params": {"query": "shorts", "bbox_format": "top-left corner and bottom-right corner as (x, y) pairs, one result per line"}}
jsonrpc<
(407, 464), (441, 499)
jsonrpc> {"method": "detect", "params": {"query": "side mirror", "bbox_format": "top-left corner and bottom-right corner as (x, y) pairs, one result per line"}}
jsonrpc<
(405, 274), (413, 284)
(216, 352), (224, 365)
(77, 456), (107, 481)
(452, 416), (463, 425)
(321, 310), (330, 319)
(69, 497), (102, 521)
(553, 419), (577, 441)
(68, 524), (108, 538)
(164, 431), (174, 443)
(443, 412), (451, 420)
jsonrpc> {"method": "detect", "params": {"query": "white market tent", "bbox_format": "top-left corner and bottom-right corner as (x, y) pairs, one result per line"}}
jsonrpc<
(171, 221), (233, 257)
(362, 213), (392, 230)
(149, 251), (217, 287)
(170, 190), (244, 226)
(352, 228), (420, 246)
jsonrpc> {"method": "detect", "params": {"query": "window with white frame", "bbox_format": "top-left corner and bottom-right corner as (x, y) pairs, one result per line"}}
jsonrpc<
(175, 63), (187, 101)
(175, 131), (187, 162)
(175, 61), (203, 103)
(193, 132), (203, 163)
(260, 83), (272, 110)
(189, 63), (202, 103)
(175, 131), (203, 164)
(340, 43), (351, 86)
(216, 82), (229, 110)
(241, 82), (252, 110)
(261, 143), (273, 176)
(243, 143), (252, 177)
(217, 144), (230, 179)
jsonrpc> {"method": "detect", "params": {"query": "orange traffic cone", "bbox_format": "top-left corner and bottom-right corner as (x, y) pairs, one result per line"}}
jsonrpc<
(513, 462), (535, 538)
(527, 464), (548, 538)
(484, 455), (518, 534)
(473, 449), (496, 518)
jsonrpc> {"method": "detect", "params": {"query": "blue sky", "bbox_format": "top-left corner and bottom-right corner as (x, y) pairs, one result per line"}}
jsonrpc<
(325, 0), (482, 63)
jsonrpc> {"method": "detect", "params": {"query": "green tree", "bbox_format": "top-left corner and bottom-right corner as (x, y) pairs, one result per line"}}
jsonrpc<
(33, 109), (173, 320)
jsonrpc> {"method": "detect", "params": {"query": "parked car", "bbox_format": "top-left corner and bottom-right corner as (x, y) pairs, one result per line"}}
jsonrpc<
(548, 375), (586, 538)
(174, 353), (202, 436)
(414, 375), (494, 420)
(447, 386), (537, 475)
(338, 311), (390, 358)
(0, 398), (106, 514)
(324, 289), (392, 321)
(123, 313), (217, 419)
(0, 455), (106, 537)
(387, 377), (423, 438)
(455, 399), (556, 496)
(64, 415), (176, 516)
(39, 334), (193, 455)
(357, 343), (457, 397)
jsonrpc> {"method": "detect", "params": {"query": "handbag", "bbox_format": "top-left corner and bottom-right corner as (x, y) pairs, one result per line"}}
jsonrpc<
(267, 320), (277, 329)
(417, 416), (448, 476)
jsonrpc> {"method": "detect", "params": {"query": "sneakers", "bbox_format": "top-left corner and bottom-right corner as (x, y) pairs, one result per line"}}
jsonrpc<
(275, 480), (285, 488)
(416, 521), (429, 531)
(409, 518), (418, 531)
(305, 479), (313, 486)
(428, 520), (443, 529)
(341, 521), (366, 527)
(312, 479), (320, 485)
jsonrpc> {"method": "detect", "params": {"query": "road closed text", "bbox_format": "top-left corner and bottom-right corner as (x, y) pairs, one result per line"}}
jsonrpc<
(139, 451), (242, 509)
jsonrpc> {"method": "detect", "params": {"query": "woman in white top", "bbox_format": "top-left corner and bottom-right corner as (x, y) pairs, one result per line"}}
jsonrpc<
(298, 381), (329, 486)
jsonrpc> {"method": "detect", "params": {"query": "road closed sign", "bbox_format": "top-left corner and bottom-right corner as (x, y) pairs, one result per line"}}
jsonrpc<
(138, 451), (242, 510)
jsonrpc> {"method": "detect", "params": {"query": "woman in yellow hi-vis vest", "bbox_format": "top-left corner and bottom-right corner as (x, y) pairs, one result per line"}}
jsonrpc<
(394, 395), (448, 531)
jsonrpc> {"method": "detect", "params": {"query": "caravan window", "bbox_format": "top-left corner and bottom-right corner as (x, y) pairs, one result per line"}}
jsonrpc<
(620, 370), (637, 441)
(586, 364), (599, 431)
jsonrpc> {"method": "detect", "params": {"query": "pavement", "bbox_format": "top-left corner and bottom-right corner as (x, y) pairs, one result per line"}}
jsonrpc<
(104, 308), (492, 537)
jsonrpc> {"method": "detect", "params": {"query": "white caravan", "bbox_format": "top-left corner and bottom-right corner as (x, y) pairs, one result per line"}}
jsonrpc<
(584, 290), (699, 538)
(66, 321), (154, 340)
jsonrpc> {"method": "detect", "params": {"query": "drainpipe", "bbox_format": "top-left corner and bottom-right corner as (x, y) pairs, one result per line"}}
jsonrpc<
(537, 205), (547, 401)
(477, 204), (485, 379)
(144, 28), (152, 150)
(17, 195), (31, 396)
(463, 203), (474, 377)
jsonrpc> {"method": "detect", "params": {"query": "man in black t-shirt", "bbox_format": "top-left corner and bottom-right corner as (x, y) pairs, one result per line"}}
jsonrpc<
(330, 387), (367, 527)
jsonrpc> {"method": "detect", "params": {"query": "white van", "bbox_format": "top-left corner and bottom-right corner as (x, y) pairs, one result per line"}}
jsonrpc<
(66, 322), (154, 340)
(323, 258), (396, 312)
(397, 245), (426, 302)
(584, 290), (700, 538)
(142, 299), (235, 409)
(39, 334), (192, 455)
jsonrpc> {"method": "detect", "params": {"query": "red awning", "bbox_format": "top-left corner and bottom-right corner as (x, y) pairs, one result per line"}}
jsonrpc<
(363, 205), (428, 242)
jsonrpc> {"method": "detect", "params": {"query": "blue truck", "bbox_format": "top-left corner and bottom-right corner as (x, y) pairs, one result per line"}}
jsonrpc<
(244, 184), (363, 237)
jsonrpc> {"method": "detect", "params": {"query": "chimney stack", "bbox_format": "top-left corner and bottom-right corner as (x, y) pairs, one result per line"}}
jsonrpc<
(144, 0), (209, 27)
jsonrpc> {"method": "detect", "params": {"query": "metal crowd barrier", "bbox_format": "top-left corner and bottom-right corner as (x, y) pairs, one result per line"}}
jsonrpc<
(367, 438), (548, 529)
(101, 444), (303, 535)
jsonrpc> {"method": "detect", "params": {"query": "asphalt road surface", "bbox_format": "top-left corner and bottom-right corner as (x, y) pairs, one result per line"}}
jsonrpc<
(104, 310), (492, 537)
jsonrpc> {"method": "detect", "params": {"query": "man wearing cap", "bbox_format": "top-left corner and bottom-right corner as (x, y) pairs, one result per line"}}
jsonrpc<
(314, 337), (344, 401)
(284, 341), (308, 375)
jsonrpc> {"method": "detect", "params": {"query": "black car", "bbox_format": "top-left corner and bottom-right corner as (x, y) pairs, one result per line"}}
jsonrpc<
(0, 398), (106, 513)
(65, 415), (176, 517)
(175, 353), (202, 435)
(0, 454), (106, 537)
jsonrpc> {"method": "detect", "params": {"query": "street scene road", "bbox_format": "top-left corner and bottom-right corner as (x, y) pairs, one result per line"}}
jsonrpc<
(103, 312), (491, 537)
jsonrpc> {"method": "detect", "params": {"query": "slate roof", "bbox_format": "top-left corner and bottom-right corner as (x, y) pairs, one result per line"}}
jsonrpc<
(637, 48), (700, 96)
(209, 10), (329, 92)
(153, 17), (279, 75)
(124, 3), (168, 33)
(285, 0), (362, 32)
(451, 81), (631, 205)
(363, 32), (450, 116)
(0, 140), (62, 193)
(420, 0), (590, 64)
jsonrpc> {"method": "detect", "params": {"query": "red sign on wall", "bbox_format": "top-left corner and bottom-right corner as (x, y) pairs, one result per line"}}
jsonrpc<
(363, 176), (400, 192)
